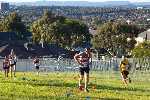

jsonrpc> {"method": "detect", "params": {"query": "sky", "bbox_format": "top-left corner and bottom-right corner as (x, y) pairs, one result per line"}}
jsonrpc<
(1, 0), (150, 3)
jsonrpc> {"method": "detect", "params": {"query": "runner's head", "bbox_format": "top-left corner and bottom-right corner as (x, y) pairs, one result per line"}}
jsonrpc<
(9, 54), (12, 59)
(4, 56), (8, 60)
(121, 55), (128, 64)
(85, 47), (91, 53)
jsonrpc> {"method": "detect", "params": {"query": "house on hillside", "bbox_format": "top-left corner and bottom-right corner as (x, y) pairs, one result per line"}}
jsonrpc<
(0, 32), (32, 41)
(0, 32), (17, 40)
(0, 32), (70, 58)
(135, 29), (150, 46)
(0, 42), (73, 59)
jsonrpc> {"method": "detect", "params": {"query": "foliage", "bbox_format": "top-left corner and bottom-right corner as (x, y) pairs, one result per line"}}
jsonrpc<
(31, 10), (91, 49)
(92, 21), (141, 57)
(0, 12), (28, 39)
(132, 41), (150, 57)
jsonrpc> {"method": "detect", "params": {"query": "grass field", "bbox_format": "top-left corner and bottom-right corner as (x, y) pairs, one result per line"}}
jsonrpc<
(0, 71), (150, 100)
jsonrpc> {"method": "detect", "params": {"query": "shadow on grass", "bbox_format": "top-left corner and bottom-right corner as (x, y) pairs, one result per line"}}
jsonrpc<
(1, 94), (125, 100)
(96, 84), (150, 93)
(79, 96), (125, 100)
(27, 80), (78, 88)
(0, 78), (77, 88)
(99, 98), (124, 100)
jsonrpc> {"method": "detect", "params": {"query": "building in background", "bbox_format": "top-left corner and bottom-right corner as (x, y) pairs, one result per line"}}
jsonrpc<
(135, 29), (150, 46)
(0, 2), (9, 11)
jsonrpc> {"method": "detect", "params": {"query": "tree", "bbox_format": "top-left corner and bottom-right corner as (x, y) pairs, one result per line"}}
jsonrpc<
(132, 41), (150, 57)
(92, 21), (142, 57)
(31, 10), (56, 43)
(0, 12), (28, 39)
(31, 10), (91, 49)
(57, 19), (91, 48)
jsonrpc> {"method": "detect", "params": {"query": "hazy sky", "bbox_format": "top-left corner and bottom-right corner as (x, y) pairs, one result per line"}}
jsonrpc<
(1, 0), (150, 3)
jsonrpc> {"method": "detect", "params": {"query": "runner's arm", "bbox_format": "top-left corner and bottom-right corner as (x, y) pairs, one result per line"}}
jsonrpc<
(119, 62), (123, 72)
(2, 61), (4, 68)
(74, 54), (83, 66)
(89, 53), (92, 68)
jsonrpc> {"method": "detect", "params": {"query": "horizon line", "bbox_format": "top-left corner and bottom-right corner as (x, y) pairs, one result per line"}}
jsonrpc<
(1, 0), (150, 3)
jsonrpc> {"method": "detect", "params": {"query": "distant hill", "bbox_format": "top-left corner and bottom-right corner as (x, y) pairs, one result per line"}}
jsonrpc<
(10, 1), (150, 8)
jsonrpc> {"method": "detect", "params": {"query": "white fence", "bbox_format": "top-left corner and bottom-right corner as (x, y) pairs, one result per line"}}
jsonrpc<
(0, 57), (150, 72)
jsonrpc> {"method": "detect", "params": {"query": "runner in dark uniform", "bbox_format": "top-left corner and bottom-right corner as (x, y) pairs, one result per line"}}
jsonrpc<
(3, 56), (10, 77)
(33, 56), (40, 75)
(74, 48), (92, 92)
(9, 55), (15, 77)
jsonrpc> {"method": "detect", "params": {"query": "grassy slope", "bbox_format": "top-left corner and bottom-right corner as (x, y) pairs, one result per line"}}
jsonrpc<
(0, 71), (149, 100)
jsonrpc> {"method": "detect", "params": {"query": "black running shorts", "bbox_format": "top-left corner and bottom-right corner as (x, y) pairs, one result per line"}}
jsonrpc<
(79, 67), (90, 75)
(121, 70), (129, 78)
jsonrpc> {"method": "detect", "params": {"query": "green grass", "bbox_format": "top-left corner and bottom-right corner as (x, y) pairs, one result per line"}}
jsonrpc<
(0, 71), (150, 100)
